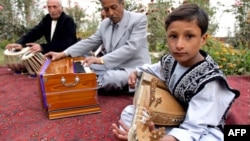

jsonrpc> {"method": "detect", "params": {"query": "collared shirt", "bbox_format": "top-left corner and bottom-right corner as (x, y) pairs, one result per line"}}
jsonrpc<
(51, 20), (57, 40)
(133, 62), (235, 141)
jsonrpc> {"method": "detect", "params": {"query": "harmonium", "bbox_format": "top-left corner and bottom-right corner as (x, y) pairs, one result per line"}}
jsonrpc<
(37, 57), (101, 119)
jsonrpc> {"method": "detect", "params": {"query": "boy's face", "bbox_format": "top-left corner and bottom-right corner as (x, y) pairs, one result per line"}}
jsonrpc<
(166, 20), (207, 67)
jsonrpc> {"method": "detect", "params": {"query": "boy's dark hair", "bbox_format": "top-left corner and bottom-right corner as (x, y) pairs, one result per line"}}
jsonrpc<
(165, 3), (208, 35)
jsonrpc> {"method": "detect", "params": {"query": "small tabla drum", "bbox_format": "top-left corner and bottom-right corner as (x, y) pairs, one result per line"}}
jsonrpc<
(4, 47), (29, 73)
(21, 51), (46, 76)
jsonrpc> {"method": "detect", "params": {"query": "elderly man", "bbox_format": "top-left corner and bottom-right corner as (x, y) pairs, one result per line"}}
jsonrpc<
(5, 0), (77, 54)
(45, 0), (151, 93)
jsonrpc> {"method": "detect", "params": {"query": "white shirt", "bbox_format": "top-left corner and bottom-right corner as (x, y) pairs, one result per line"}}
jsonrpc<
(50, 20), (57, 40)
(121, 61), (236, 141)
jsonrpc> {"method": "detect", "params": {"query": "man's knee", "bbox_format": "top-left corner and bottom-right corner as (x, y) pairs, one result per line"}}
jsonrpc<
(99, 71), (128, 91)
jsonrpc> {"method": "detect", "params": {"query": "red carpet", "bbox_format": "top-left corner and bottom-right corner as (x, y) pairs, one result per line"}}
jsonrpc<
(225, 75), (250, 124)
(0, 66), (249, 141)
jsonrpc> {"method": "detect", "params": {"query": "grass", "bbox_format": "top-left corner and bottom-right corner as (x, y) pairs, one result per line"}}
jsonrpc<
(0, 48), (4, 65)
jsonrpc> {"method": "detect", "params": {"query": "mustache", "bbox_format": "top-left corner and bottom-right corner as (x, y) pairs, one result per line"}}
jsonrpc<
(110, 16), (118, 19)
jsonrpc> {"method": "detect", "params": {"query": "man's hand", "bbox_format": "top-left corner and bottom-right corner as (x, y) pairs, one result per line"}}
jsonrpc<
(83, 56), (103, 67)
(5, 43), (23, 51)
(26, 43), (42, 53)
(45, 51), (66, 61)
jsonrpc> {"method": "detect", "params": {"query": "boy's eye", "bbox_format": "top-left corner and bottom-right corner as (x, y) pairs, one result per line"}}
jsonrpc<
(168, 35), (177, 39)
(186, 34), (194, 39)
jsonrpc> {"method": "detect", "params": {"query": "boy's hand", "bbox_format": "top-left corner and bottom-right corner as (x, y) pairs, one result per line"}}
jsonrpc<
(128, 71), (137, 89)
(112, 120), (129, 140)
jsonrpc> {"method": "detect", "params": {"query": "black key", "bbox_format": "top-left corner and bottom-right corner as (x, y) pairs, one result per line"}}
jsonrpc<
(74, 61), (85, 73)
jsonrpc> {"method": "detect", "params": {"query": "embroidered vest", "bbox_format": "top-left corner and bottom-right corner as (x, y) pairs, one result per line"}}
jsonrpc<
(161, 50), (240, 110)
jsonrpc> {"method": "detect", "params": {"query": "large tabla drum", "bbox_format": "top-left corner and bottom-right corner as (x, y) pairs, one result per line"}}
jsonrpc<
(21, 51), (46, 76)
(4, 47), (29, 73)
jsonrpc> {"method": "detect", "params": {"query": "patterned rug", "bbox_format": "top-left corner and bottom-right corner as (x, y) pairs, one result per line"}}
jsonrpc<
(0, 66), (249, 141)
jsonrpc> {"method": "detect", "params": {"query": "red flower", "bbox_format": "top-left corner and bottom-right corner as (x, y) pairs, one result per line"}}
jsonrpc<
(234, 0), (242, 7)
(0, 5), (4, 11)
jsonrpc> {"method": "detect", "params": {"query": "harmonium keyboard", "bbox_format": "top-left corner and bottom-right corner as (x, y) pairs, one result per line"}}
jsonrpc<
(37, 57), (101, 119)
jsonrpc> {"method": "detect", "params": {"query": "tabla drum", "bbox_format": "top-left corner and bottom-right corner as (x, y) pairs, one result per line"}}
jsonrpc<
(21, 51), (46, 76)
(4, 47), (29, 73)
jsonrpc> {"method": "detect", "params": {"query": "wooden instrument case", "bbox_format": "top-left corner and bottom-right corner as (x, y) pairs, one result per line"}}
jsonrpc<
(38, 57), (101, 119)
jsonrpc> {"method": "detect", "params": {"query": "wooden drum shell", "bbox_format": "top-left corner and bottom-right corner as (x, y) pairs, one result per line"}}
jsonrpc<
(4, 48), (29, 73)
(21, 51), (45, 75)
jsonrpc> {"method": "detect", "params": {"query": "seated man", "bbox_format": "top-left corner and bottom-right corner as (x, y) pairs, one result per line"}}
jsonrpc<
(45, 0), (151, 93)
(5, 0), (77, 54)
(90, 9), (108, 57)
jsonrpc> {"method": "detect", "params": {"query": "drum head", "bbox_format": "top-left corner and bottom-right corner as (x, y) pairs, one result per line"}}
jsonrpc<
(4, 47), (29, 73)
(21, 50), (35, 60)
(4, 47), (30, 56)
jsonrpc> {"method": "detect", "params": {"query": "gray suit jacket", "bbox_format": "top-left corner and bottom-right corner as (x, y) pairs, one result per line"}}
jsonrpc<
(65, 10), (151, 74)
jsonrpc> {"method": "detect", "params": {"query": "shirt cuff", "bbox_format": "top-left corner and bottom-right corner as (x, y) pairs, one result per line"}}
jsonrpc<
(63, 50), (69, 57)
(100, 57), (104, 64)
(168, 128), (199, 141)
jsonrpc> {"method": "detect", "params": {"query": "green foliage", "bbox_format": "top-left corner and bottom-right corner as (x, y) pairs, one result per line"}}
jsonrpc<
(0, 0), (44, 42)
(77, 14), (99, 39)
(0, 48), (4, 65)
(224, 0), (250, 48)
(64, 4), (87, 32)
(0, 1), (25, 41)
(203, 36), (250, 75)
(0, 40), (11, 50)
(124, 0), (146, 12)
(147, 0), (170, 52)
(0, 40), (10, 65)
(70, 0), (102, 39)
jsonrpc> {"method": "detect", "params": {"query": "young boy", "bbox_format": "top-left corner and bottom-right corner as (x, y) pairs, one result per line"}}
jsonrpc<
(112, 3), (240, 141)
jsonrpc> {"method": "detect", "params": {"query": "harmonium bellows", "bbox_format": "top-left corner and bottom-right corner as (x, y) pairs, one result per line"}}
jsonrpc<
(37, 57), (101, 119)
